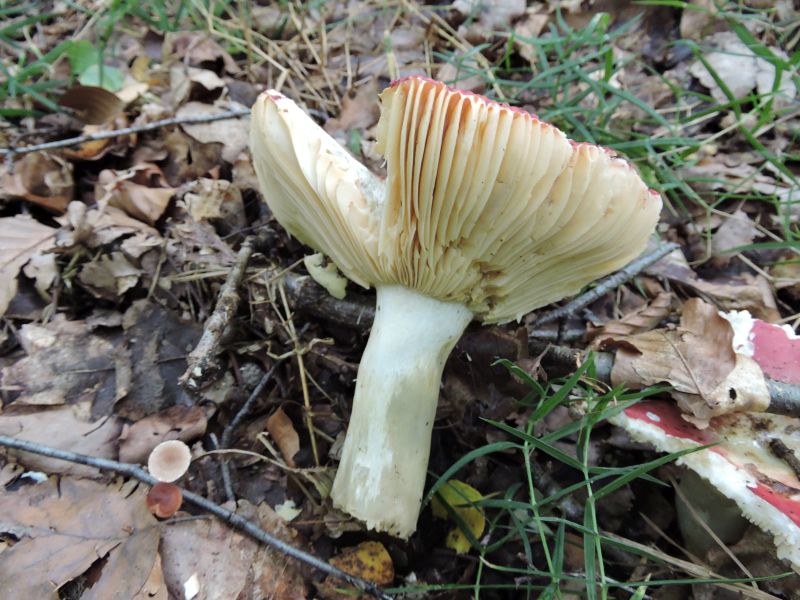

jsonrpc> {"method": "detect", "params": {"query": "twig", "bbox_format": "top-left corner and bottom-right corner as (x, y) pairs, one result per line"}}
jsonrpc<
(0, 108), (251, 157)
(219, 360), (284, 503)
(0, 435), (392, 600)
(531, 243), (680, 328)
(768, 439), (800, 480)
(181, 236), (257, 391)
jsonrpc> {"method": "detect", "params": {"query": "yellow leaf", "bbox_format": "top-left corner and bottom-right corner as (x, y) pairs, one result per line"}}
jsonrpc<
(320, 541), (394, 599)
(431, 479), (485, 554)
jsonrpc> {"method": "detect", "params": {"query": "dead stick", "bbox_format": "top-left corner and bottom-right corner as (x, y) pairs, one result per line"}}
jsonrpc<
(530, 243), (679, 328)
(0, 435), (392, 600)
(0, 108), (251, 157)
(181, 236), (256, 391)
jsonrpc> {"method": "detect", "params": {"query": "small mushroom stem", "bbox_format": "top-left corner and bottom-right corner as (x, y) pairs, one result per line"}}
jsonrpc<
(331, 284), (472, 538)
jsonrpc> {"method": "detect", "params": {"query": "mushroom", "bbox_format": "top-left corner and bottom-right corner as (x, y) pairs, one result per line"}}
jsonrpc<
(250, 76), (662, 537)
(147, 481), (183, 519)
(147, 440), (191, 483)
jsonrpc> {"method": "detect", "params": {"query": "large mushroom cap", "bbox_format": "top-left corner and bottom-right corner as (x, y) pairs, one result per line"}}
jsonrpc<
(250, 77), (662, 322)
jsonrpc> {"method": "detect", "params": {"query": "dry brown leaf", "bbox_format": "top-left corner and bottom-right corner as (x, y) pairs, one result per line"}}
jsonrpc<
(587, 292), (672, 344)
(170, 65), (226, 105)
(453, 0), (526, 41)
(0, 478), (163, 599)
(163, 31), (240, 74)
(78, 250), (142, 298)
(710, 209), (760, 264)
(608, 298), (770, 425)
(177, 101), (250, 163)
(176, 178), (246, 230)
(0, 404), (122, 477)
(1, 153), (73, 212)
(320, 541), (394, 599)
(689, 32), (796, 108)
(58, 85), (123, 124)
(267, 407), (300, 468)
(97, 163), (175, 225)
(119, 405), (208, 464)
(325, 80), (380, 136)
(0, 214), (57, 317)
(646, 245), (779, 321)
(55, 201), (160, 249)
(160, 500), (308, 599)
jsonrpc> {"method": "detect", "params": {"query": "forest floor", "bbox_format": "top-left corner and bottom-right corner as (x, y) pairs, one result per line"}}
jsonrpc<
(1, 1), (799, 598)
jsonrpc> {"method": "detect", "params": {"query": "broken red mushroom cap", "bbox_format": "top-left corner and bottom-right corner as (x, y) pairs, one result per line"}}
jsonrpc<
(147, 440), (191, 483)
(147, 481), (183, 519)
(612, 315), (800, 571)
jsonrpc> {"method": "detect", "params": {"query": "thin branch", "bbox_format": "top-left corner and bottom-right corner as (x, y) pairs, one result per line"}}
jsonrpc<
(219, 360), (284, 502)
(0, 435), (392, 600)
(0, 108), (251, 157)
(181, 235), (257, 391)
(531, 243), (680, 328)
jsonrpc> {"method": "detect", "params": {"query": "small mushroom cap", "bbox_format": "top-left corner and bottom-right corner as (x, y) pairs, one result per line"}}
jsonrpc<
(147, 440), (191, 482)
(147, 481), (183, 519)
(250, 77), (662, 323)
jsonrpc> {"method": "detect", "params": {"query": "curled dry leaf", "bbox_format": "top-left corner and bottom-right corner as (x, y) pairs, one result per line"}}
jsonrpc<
(1, 153), (73, 213)
(0, 215), (57, 317)
(608, 298), (770, 425)
(78, 250), (142, 298)
(319, 541), (394, 599)
(97, 163), (175, 225)
(58, 84), (124, 124)
(176, 178), (246, 229)
(587, 291), (672, 344)
(55, 201), (160, 249)
(266, 406), (301, 468)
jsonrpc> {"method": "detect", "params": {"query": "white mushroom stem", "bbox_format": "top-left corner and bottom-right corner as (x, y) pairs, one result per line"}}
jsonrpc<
(330, 284), (472, 538)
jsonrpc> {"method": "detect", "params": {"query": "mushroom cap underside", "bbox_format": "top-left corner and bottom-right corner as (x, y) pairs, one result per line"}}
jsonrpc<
(250, 77), (662, 323)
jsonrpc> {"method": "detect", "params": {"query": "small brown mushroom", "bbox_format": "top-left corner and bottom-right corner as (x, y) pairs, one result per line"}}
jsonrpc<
(146, 482), (183, 519)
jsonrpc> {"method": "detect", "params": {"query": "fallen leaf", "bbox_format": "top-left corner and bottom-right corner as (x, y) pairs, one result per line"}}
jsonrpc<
(0, 404), (122, 477)
(78, 250), (142, 298)
(177, 101), (250, 163)
(0, 214), (57, 317)
(324, 80), (380, 136)
(0, 314), (130, 409)
(453, 0), (526, 41)
(267, 407), (300, 468)
(22, 252), (58, 299)
(160, 500), (308, 599)
(119, 405), (208, 464)
(711, 209), (761, 264)
(163, 31), (240, 74)
(55, 201), (160, 249)
(176, 178), (246, 229)
(1, 153), (73, 212)
(608, 298), (770, 425)
(431, 479), (486, 554)
(97, 163), (175, 225)
(58, 84), (123, 124)
(587, 292), (672, 343)
(319, 541), (394, 599)
(0, 478), (164, 599)
(689, 32), (796, 108)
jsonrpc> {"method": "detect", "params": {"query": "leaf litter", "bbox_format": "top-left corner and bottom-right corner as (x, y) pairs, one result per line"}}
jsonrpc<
(0, 0), (799, 597)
